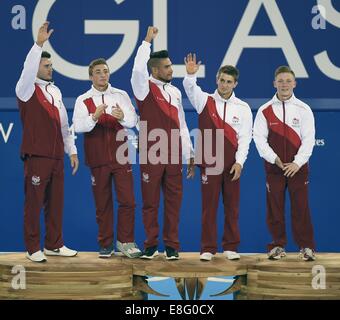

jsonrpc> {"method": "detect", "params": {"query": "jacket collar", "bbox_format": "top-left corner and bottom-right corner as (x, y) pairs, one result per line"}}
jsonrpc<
(272, 92), (296, 105)
(149, 75), (172, 87)
(35, 78), (54, 86)
(90, 84), (113, 96)
(213, 90), (236, 103)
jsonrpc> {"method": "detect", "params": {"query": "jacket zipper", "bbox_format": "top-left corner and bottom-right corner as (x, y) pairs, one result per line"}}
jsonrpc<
(163, 84), (172, 159)
(283, 101), (286, 163)
(163, 84), (172, 124)
(45, 84), (58, 158)
(102, 94), (113, 162)
(223, 101), (227, 130)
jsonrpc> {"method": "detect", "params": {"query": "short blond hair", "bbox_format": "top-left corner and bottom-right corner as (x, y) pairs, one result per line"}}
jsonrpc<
(275, 65), (295, 78)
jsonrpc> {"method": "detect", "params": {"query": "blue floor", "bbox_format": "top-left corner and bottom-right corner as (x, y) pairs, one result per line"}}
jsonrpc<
(147, 276), (234, 300)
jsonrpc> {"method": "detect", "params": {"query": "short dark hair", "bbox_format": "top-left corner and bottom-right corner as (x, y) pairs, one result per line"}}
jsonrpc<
(147, 50), (169, 71)
(217, 65), (239, 82)
(89, 58), (109, 76)
(275, 65), (295, 78)
(41, 51), (51, 59)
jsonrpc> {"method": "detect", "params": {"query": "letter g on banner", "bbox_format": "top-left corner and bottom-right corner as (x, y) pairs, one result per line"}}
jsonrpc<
(32, 0), (139, 80)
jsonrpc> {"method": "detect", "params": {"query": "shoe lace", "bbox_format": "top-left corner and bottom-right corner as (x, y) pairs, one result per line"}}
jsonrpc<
(122, 242), (140, 253)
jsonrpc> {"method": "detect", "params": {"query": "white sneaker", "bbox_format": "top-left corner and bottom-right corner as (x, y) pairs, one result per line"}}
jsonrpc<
(116, 241), (142, 259)
(200, 252), (214, 261)
(44, 245), (78, 257)
(223, 250), (240, 260)
(26, 250), (47, 263)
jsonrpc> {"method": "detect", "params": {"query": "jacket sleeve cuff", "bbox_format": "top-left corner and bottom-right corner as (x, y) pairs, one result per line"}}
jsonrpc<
(293, 157), (305, 168)
(185, 73), (197, 79)
(69, 145), (78, 156)
(33, 42), (43, 52)
(268, 153), (278, 164)
(142, 40), (151, 48)
(235, 156), (245, 168)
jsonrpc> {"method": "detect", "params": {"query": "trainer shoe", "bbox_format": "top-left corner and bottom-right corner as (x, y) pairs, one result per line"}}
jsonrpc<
(140, 246), (159, 259)
(98, 243), (115, 258)
(268, 246), (286, 260)
(223, 250), (240, 260)
(300, 248), (316, 261)
(117, 241), (142, 258)
(200, 252), (214, 261)
(44, 245), (78, 257)
(164, 246), (179, 260)
(26, 250), (47, 263)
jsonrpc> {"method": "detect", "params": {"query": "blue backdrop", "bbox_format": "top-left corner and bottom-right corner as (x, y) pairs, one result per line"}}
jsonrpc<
(0, 0), (339, 253)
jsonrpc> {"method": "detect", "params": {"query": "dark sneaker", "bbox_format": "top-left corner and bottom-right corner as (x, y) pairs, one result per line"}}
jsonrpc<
(140, 246), (159, 259)
(300, 248), (316, 261)
(99, 243), (114, 258)
(268, 246), (286, 260)
(164, 246), (179, 260)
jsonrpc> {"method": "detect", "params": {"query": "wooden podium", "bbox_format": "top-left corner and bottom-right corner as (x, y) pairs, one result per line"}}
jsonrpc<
(1, 252), (339, 300)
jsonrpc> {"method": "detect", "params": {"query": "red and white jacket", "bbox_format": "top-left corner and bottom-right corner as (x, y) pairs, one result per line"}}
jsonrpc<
(183, 74), (253, 168)
(253, 93), (315, 173)
(72, 84), (137, 168)
(15, 43), (77, 158)
(130, 41), (193, 162)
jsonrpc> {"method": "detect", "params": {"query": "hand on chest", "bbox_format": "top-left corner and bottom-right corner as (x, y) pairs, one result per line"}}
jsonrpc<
(93, 94), (121, 114)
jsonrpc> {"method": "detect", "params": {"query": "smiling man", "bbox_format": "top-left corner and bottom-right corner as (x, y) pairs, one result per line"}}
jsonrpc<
(73, 58), (142, 259)
(15, 22), (78, 263)
(183, 54), (253, 261)
(253, 65), (316, 261)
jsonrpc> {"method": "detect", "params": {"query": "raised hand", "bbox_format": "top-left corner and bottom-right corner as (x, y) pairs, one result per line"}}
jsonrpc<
(184, 53), (202, 75)
(145, 26), (158, 43)
(36, 21), (54, 47)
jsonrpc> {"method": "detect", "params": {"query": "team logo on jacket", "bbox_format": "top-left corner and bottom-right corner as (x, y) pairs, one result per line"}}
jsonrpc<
(232, 116), (240, 124)
(201, 174), (208, 185)
(91, 175), (96, 186)
(31, 176), (40, 186)
(292, 118), (300, 127)
(142, 172), (150, 183)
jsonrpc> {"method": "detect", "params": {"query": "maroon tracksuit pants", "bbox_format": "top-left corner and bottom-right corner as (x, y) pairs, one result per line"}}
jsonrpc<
(90, 164), (136, 248)
(200, 167), (240, 254)
(266, 170), (315, 251)
(24, 156), (64, 254)
(140, 164), (182, 251)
